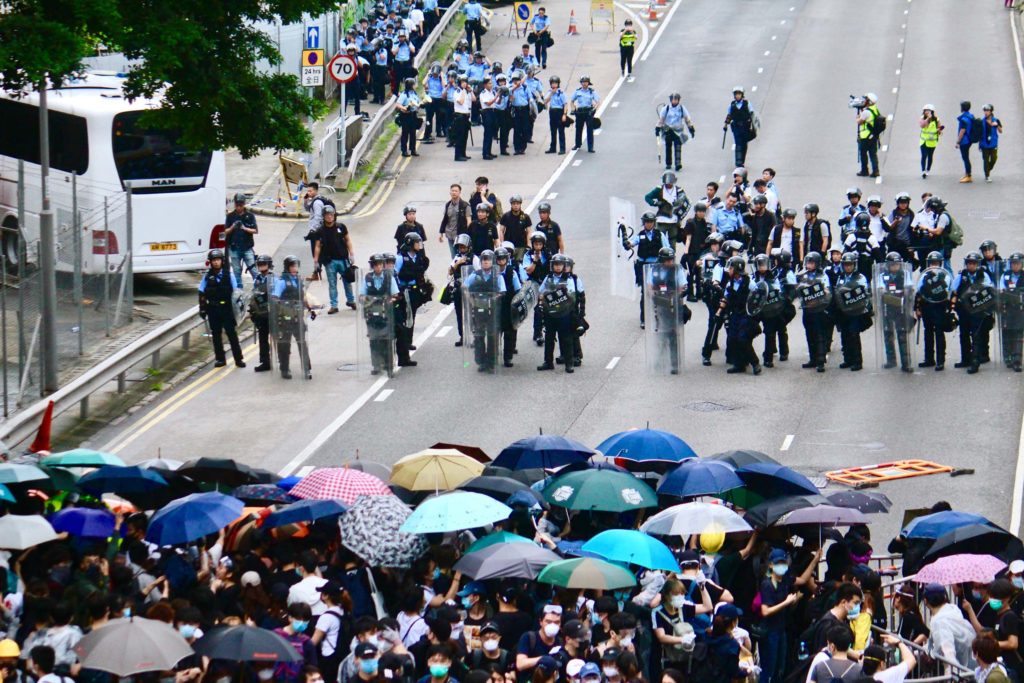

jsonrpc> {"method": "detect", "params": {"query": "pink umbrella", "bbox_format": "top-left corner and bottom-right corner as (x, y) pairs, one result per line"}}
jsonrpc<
(914, 553), (1006, 586)
(289, 468), (392, 505)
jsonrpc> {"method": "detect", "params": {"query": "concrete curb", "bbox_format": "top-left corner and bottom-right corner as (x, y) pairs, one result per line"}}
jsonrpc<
(341, 134), (402, 215)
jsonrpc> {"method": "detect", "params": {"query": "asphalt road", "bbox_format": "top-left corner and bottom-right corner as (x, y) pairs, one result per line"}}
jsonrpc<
(91, 0), (1024, 547)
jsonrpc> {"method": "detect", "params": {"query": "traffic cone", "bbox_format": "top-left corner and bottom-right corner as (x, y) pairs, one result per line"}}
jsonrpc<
(648, 1), (658, 21)
(28, 400), (53, 454)
(567, 9), (578, 34)
(657, 0), (666, 8)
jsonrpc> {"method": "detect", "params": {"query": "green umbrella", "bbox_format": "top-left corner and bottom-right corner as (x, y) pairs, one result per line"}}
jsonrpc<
(0, 463), (50, 485)
(42, 449), (125, 468)
(466, 531), (533, 554)
(39, 466), (80, 492)
(537, 558), (637, 590)
(542, 469), (657, 512)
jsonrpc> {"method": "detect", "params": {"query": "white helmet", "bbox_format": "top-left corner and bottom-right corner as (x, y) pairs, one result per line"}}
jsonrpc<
(864, 92), (878, 103)
(922, 103), (936, 112)
(732, 85), (744, 94)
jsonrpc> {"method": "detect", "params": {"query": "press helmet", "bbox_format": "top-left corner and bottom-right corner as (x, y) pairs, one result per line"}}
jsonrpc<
(782, 208), (797, 219)
(661, 171), (677, 185)
(804, 203), (820, 215)
(926, 196), (946, 212)
(694, 201), (708, 213)
(509, 194), (524, 204)
(866, 195), (882, 207)
(538, 202), (552, 213)
(895, 192), (911, 204)
(752, 194), (768, 207)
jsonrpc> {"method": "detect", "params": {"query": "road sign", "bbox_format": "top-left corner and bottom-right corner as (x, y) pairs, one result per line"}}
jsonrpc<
(514, 1), (533, 23)
(301, 66), (324, 87)
(302, 49), (325, 67)
(306, 26), (320, 49)
(328, 54), (358, 84)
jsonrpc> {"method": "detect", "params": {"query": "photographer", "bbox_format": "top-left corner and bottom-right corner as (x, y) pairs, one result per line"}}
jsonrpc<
(854, 93), (881, 178)
(919, 105), (942, 178)
(396, 78), (421, 158)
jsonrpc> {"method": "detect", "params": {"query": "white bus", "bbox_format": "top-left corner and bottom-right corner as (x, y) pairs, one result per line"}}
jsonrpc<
(0, 72), (227, 274)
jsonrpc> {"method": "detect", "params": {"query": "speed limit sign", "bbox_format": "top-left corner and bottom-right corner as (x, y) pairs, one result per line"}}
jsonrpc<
(328, 54), (358, 84)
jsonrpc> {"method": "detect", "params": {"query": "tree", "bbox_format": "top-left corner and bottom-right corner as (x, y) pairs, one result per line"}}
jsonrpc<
(0, 0), (337, 157)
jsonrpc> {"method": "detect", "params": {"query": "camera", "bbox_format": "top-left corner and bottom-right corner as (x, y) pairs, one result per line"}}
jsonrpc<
(848, 95), (866, 109)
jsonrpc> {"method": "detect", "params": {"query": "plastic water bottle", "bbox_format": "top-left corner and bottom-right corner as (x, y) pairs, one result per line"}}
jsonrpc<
(798, 642), (809, 662)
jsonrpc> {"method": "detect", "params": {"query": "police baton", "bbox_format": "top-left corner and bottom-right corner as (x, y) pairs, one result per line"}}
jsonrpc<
(721, 127), (727, 150)
(915, 317), (921, 346)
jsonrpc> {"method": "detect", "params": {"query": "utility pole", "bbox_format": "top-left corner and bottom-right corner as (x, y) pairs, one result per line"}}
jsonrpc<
(38, 76), (58, 394)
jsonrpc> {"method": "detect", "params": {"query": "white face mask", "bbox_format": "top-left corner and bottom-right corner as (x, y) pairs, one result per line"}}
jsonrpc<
(670, 595), (686, 609)
(619, 635), (633, 647)
(483, 639), (500, 652)
(543, 623), (561, 638)
(603, 667), (619, 679)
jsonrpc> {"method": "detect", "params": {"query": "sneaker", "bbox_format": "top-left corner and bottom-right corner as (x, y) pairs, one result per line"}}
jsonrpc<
(702, 358), (712, 366)
(959, 175), (973, 183)
(986, 176), (992, 183)
(328, 307), (339, 314)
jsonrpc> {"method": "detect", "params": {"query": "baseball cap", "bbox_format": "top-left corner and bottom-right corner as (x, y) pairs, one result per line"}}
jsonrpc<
(923, 583), (946, 599)
(768, 548), (789, 564)
(601, 647), (621, 662)
(580, 662), (601, 680)
(561, 619), (588, 639)
(318, 580), (344, 595)
(677, 549), (700, 566)
(1010, 560), (1024, 574)
(240, 571), (262, 587)
(480, 621), (501, 636)
(354, 641), (379, 659)
(537, 656), (559, 675)
(566, 659), (586, 678)
(457, 581), (488, 597)
(715, 603), (743, 620)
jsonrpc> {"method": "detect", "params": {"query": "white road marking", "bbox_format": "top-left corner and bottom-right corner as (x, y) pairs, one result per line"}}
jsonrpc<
(612, 101), (620, 108)
(897, 52), (903, 59)
(718, 175), (726, 184)
(547, 192), (559, 199)
(731, 144), (736, 150)
(764, 50), (771, 56)
(297, 465), (315, 477)
(771, 35), (777, 40)
(594, 129), (603, 135)
(606, 356), (621, 370)
(436, 325), (452, 337)
(751, 85), (758, 92)
(901, 24), (906, 29)
(572, 160), (582, 166)
(781, 19), (787, 24)
(892, 87), (898, 94)
(758, 67), (764, 73)
(1010, 10), (1024, 109)
(881, 144), (889, 152)
(789, 5), (794, 10)
(374, 389), (394, 402)
(895, 69), (901, 75)
(639, 0), (683, 62)
(875, 176), (883, 184)
(781, 434), (795, 451)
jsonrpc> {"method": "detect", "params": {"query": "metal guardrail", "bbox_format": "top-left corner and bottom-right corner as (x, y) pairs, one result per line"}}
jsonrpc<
(345, 0), (464, 176)
(0, 306), (206, 448)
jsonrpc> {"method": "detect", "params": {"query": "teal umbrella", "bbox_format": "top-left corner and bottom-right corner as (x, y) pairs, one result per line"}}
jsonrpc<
(542, 469), (657, 512)
(0, 484), (14, 504)
(537, 557), (636, 589)
(42, 449), (125, 468)
(400, 491), (512, 533)
(466, 531), (532, 554)
(582, 529), (680, 572)
(0, 463), (49, 485)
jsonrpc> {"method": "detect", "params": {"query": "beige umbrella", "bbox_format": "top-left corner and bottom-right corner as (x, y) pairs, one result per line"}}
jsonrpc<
(390, 449), (485, 492)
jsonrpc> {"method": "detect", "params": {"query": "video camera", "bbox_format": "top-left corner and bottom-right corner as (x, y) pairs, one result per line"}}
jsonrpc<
(848, 94), (867, 110)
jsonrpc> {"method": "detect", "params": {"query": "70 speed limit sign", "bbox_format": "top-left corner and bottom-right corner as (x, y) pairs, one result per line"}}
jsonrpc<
(328, 54), (358, 84)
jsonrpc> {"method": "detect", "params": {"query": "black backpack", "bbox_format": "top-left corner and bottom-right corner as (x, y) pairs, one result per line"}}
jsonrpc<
(868, 108), (886, 137)
(687, 641), (726, 683)
(969, 115), (984, 144)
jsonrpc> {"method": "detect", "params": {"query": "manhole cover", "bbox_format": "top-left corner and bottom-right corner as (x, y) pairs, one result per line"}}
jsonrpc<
(685, 401), (741, 412)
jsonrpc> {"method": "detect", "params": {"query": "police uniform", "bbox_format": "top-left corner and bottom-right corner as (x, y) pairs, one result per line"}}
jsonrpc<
(571, 84), (599, 152)
(463, 0), (484, 51)
(272, 272), (311, 378)
(650, 264), (683, 374)
(524, 247), (549, 343)
(397, 89), (421, 156)
(464, 266), (506, 370)
(395, 247), (430, 364)
(876, 264), (913, 370)
(659, 102), (691, 171)
(498, 257), (523, 366)
(425, 71), (446, 140)
(566, 269), (586, 367)
(801, 263), (833, 371)
(450, 248), (473, 344)
(752, 267), (789, 367)
(546, 87), (567, 154)
(537, 270), (580, 373)
(510, 80), (531, 154)
(199, 266), (245, 367)
(724, 97), (754, 167)
(250, 268), (272, 370)
(629, 227), (670, 326)
(372, 45), (390, 103)
(1000, 266), (1024, 371)
(360, 269), (400, 375)
(915, 265), (950, 370)
(699, 250), (726, 363)
(834, 267), (872, 371)
(951, 268), (996, 373)
(772, 260), (798, 362)
(712, 205), (745, 244)
(644, 183), (690, 250)
(720, 271), (761, 373)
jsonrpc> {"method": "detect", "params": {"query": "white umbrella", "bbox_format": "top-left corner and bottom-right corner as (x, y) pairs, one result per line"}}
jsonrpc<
(640, 502), (752, 536)
(75, 617), (193, 676)
(0, 514), (59, 550)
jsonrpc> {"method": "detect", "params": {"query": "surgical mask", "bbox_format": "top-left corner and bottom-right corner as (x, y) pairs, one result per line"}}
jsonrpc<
(360, 659), (380, 675)
(462, 597), (474, 609)
(603, 667), (619, 678)
(430, 664), (450, 678)
(543, 623), (560, 638)
(989, 599), (1004, 611)
(483, 639), (500, 652)
(292, 619), (309, 633)
(670, 595), (686, 609)
(846, 603), (861, 619)
(258, 669), (275, 681)
(849, 551), (872, 565)
(179, 624), (197, 639)
(772, 564), (789, 576)
(1013, 577), (1024, 590)
(619, 632), (633, 647)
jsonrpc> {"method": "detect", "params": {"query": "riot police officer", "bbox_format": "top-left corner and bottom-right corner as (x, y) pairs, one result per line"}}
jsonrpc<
(834, 251), (872, 371)
(649, 247), (685, 374)
(198, 249), (246, 369)
(395, 232), (431, 367)
(524, 231), (550, 345)
(395, 205), (426, 250)
(644, 172), (690, 251)
(998, 252), (1024, 372)
(951, 251), (997, 374)
(699, 233), (727, 365)
(272, 255), (312, 379)
(771, 247), (798, 361)
(496, 247), (524, 367)
(450, 233), (474, 347)
(915, 251), (952, 371)
(250, 254), (274, 372)
(657, 93), (695, 172)
(798, 252), (832, 372)
(537, 254), (580, 373)
(719, 256), (761, 374)
(563, 256), (587, 368)
(875, 252), (913, 372)
(843, 212), (883, 279)
(682, 202), (712, 301)
(360, 254), (400, 376)
(979, 240), (1002, 362)
(464, 250), (506, 372)
(626, 212), (670, 328)
(751, 253), (786, 368)
(535, 203), (564, 255)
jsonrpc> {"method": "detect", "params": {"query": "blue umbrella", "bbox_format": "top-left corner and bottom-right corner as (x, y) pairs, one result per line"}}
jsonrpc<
(146, 492), (244, 546)
(79, 466), (169, 497)
(596, 429), (698, 470)
(657, 459), (743, 498)
(735, 463), (818, 498)
(400, 491), (512, 533)
(276, 476), (302, 491)
(232, 484), (296, 506)
(904, 511), (993, 539)
(0, 484), (14, 504)
(582, 529), (680, 571)
(50, 508), (116, 538)
(493, 435), (596, 470)
(264, 499), (347, 529)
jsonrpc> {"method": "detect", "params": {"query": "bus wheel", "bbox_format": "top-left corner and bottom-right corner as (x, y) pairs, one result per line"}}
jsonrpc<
(1, 219), (23, 274)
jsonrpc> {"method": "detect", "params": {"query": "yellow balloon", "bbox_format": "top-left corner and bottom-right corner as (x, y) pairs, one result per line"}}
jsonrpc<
(700, 525), (725, 554)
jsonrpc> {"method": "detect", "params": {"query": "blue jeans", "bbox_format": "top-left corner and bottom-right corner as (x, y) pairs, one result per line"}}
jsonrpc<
(759, 628), (786, 683)
(325, 259), (354, 307)
(229, 247), (256, 283)
(959, 142), (973, 175)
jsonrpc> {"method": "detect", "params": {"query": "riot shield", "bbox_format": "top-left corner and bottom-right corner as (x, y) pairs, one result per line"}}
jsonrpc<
(539, 276), (577, 319)
(462, 265), (503, 373)
(356, 268), (397, 378)
(961, 279), (997, 315)
(873, 262), (916, 371)
(232, 289), (250, 327)
(747, 278), (785, 319)
(997, 262), (1024, 370)
(797, 271), (832, 311)
(268, 273), (312, 379)
(917, 267), (952, 305)
(643, 263), (685, 374)
(610, 197), (639, 300)
(835, 273), (871, 317)
(510, 281), (538, 329)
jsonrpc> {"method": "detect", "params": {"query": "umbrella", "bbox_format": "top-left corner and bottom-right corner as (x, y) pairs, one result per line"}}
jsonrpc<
(482, 465), (547, 484)
(825, 490), (892, 514)
(74, 617), (193, 676)
(913, 553), (1006, 586)
(582, 530), (680, 571)
(640, 502), (752, 536)
(290, 468), (392, 505)
(42, 449), (125, 468)
(137, 457), (184, 471)
(466, 531), (533, 554)
(0, 514), (58, 549)
(542, 469), (657, 512)
(454, 542), (561, 579)
(736, 463), (819, 498)
(192, 625), (300, 663)
(339, 495), (428, 567)
(341, 458), (393, 482)
(657, 459), (743, 498)
(79, 466), (169, 497)
(179, 457), (261, 487)
(537, 558), (637, 590)
(264, 499), (347, 529)
(493, 435), (596, 470)
(50, 508), (116, 538)
(596, 428), (697, 470)
(904, 511), (993, 539)
(391, 449), (485, 491)
(775, 505), (868, 527)
(922, 524), (1024, 562)
(400, 492), (512, 533)
(707, 449), (780, 468)
(0, 463), (50, 485)
(39, 466), (79, 491)
(0, 484), (13, 504)
(232, 484), (296, 506)
(146, 492), (244, 546)
(431, 442), (491, 463)
(458, 475), (532, 500)
(276, 475), (302, 491)
(744, 494), (830, 528)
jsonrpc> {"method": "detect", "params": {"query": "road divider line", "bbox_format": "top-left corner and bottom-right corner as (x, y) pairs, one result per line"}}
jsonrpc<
(606, 356), (621, 370)
(297, 465), (315, 477)
(572, 160), (582, 167)
(638, 0), (682, 62)
(374, 389), (394, 402)
(1011, 10), (1024, 108)
(547, 192), (558, 199)
(780, 434), (794, 451)
(1006, 9), (1024, 535)
(436, 326), (452, 338)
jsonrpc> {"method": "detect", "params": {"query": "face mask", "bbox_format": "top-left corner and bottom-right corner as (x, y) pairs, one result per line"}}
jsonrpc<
(670, 595), (686, 609)
(619, 634), (633, 647)
(846, 603), (861, 619)
(179, 624), (197, 639)
(123, 608), (132, 618)
(849, 552), (872, 565)
(430, 664), (450, 678)
(603, 667), (619, 678)
(215, 677), (231, 683)
(483, 639), (500, 652)
(972, 590), (983, 601)
(772, 564), (789, 576)
(1013, 577), (1024, 590)
(292, 620), (309, 633)
(367, 634), (382, 648)
(360, 659), (380, 675)
(462, 597), (474, 609)
(989, 599), (1004, 611)
(543, 623), (560, 638)
(433, 568), (442, 580)
(49, 566), (71, 584)
(258, 669), (275, 681)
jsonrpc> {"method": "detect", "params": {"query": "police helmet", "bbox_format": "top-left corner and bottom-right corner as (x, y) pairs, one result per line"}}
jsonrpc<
(828, 244), (844, 255)
(885, 252), (903, 263)
(804, 252), (822, 268)
(551, 254), (570, 267)
(479, 249), (496, 263)
(404, 232), (423, 248)
(256, 254), (273, 266)
(283, 255), (301, 269)
(866, 195), (882, 207)
(727, 256), (746, 273)
(706, 232), (724, 245)
(752, 194), (768, 206)
(732, 167), (747, 179)
(509, 194), (524, 204)
(549, 75), (560, 85)
(208, 248), (225, 261)
(895, 192), (911, 203)
(579, 75), (591, 84)
(1008, 252), (1024, 264)
(661, 171), (677, 185)
(853, 212), (871, 229)
(530, 231), (547, 244)
(979, 240), (997, 253)
(926, 251), (944, 265)
(476, 200), (492, 211)
(753, 253), (770, 271)
(722, 240), (744, 256)
(383, 252), (397, 264)
(369, 253), (386, 265)
(473, 51), (484, 58)
(669, 92), (681, 101)
(782, 208), (797, 219)
(323, 204), (337, 215)
(429, 61), (442, 75)
(926, 196), (946, 212)
(641, 211), (657, 223)
(773, 248), (792, 269)
(658, 247), (676, 261)
(964, 251), (982, 264)
(565, 256), (575, 269)
(403, 77), (416, 90)
(492, 61), (503, 73)
(694, 201), (708, 213)
(496, 74), (508, 84)
(846, 187), (862, 198)
(458, 73), (469, 83)
(510, 70), (524, 81)
(458, 39), (469, 49)
(732, 85), (744, 95)
(233, 192), (247, 204)
(804, 203), (820, 215)
(495, 247), (511, 262)
(841, 252), (858, 266)
(538, 202), (552, 213)
(456, 234), (472, 249)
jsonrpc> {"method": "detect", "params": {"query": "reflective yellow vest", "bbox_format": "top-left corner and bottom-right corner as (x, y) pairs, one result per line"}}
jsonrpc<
(859, 106), (879, 139)
(620, 31), (637, 48)
(920, 119), (939, 148)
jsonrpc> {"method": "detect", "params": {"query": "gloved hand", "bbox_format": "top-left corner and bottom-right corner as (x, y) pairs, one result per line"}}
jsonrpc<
(199, 308), (207, 321)
(688, 125), (696, 137)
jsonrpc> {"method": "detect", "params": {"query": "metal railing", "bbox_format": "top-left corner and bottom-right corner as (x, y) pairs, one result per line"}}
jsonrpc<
(869, 625), (976, 682)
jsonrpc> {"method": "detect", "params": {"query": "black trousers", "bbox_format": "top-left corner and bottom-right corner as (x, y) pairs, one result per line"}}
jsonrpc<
(548, 108), (565, 152)
(399, 113), (418, 154)
(512, 106), (530, 152)
(544, 315), (575, 369)
(620, 45), (634, 74)
(1004, 328), (1024, 367)
(465, 19), (484, 51)
(498, 110), (512, 152)
(254, 315), (271, 367)
(957, 309), (990, 367)
(882, 310), (911, 367)
(425, 99), (445, 138)
(837, 318), (863, 366)
(371, 64), (389, 103)
(858, 136), (879, 174)
(473, 329), (499, 368)
(502, 328), (518, 362)
(208, 307), (243, 364)
(762, 317), (787, 362)
(663, 129), (683, 169)
(277, 321), (310, 376)
(702, 302), (723, 359)
(920, 305), (946, 364)
(575, 110), (595, 150)
(803, 310), (829, 365)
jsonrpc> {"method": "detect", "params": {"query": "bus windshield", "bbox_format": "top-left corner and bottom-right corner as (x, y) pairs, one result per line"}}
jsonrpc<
(111, 111), (212, 194)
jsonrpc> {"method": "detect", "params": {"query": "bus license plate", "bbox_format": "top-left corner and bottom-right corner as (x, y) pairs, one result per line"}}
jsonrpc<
(150, 242), (179, 252)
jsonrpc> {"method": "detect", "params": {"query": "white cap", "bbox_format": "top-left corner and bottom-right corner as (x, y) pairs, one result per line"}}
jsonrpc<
(732, 85), (744, 93)
(567, 660), (586, 678)
(241, 571), (262, 587)
(923, 104), (936, 112)
(732, 167), (746, 177)
(1009, 560), (1024, 574)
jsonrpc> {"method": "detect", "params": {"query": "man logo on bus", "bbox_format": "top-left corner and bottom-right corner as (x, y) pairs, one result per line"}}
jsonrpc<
(153, 179), (176, 186)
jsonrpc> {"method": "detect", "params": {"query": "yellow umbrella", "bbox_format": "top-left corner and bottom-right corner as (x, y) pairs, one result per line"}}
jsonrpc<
(390, 449), (485, 492)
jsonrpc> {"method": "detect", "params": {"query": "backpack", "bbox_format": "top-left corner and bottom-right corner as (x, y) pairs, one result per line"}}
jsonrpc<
(687, 641), (726, 683)
(868, 108), (887, 137)
(818, 659), (859, 683)
(969, 115), (984, 144)
(942, 211), (964, 247)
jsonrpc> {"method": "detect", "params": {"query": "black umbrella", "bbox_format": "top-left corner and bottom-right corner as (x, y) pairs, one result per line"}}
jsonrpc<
(923, 524), (1024, 563)
(744, 494), (829, 528)
(482, 465), (546, 485)
(826, 490), (892, 514)
(192, 625), (301, 663)
(179, 458), (260, 488)
(707, 449), (780, 468)
(458, 475), (532, 500)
